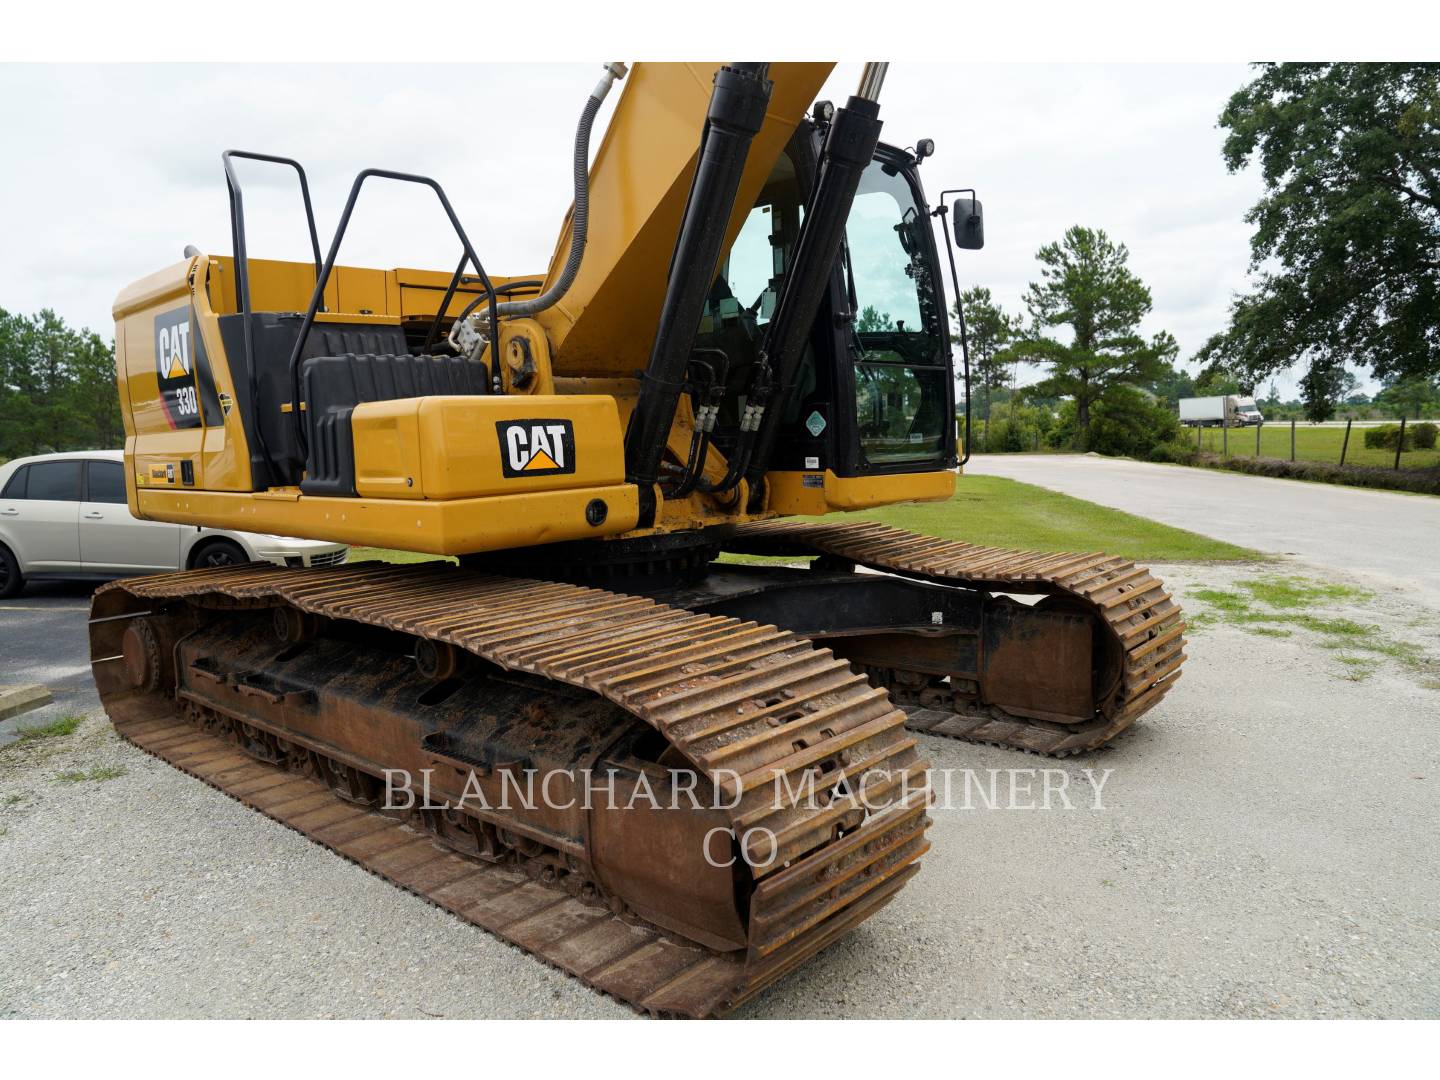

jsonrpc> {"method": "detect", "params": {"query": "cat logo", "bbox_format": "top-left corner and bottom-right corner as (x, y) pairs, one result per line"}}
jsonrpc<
(153, 307), (201, 430)
(496, 419), (576, 478)
(157, 316), (191, 379)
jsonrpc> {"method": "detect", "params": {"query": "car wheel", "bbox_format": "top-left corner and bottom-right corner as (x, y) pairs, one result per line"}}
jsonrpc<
(189, 539), (249, 570)
(0, 543), (22, 599)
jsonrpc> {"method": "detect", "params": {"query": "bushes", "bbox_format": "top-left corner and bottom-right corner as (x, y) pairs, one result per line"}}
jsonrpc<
(989, 417), (1032, 452)
(972, 403), (1055, 453)
(1363, 422), (1439, 452)
(1364, 424), (1413, 451)
(1048, 385), (1179, 457)
(1193, 452), (1440, 496)
(1147, 439), (1199, 465)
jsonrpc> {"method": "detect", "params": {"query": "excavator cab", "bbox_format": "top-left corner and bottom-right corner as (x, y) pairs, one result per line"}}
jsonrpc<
(696, 134), (957, 486)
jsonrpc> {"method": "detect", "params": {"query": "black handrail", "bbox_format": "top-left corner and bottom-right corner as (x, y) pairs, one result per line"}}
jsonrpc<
(420, 266), (546, 354)
(285, 168), (498, 455)
(422, 252), (472, 353)
(221, 150), (324, 476)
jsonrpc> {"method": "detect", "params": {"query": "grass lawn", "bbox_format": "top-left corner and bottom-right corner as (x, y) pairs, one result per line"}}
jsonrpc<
(1185, 573), (1439, 687)
(353, 475), (1259, 566)
(349, 547), (455, 565)
(1188, 423), (1440, 470)
(828, 474), (1260, 562)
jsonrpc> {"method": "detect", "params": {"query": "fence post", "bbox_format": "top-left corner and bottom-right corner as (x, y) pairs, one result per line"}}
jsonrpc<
(1256, 420), (1262, 458)
(1339, 418), (1352, 466)
(1223, 421), (1228, 457)
(1395, 416), (1407, 471)
(1290, 418), (1296, 462)
(1196, 423), (1201, 451)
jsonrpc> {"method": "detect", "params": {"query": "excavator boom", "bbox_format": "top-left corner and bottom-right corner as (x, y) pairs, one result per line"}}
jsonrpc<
(534, 62), (834, 376)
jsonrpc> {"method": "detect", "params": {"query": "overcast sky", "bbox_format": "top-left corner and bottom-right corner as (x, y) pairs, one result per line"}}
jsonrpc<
(0, 62), (1328, 395)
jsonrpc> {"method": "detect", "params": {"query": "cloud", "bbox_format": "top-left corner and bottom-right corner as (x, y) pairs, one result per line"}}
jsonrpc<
(0, 61), (1340, 396)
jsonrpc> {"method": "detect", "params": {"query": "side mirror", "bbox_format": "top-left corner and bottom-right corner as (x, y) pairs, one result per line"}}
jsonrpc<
(953, 196), (984, 250)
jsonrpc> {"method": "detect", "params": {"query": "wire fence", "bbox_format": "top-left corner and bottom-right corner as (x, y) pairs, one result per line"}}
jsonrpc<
(1188, 418), (1440, 472)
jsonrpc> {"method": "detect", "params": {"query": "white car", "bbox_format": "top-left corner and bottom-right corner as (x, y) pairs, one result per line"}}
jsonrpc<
(0, 450), (347, 598)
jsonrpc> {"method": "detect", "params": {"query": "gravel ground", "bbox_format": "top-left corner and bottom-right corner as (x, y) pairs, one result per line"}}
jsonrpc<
(2, 556), (1438, 1018)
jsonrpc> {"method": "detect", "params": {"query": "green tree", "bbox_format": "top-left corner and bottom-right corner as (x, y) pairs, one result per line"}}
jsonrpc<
(1144, 362), (1196, 407)
(1192, 357), (1243, 396)
(0, 307), (121, 459)
(855, 305), (895, 333)
(1012, 226), (1177, 450)
(66, 327), (124, 450)
(954, 286), (1019, 422)
(1293, 361), (1361, 422)
(1373, 374), (1440, 419)
(1204, 64), (1440, 392)
(0, 310), (28, 458)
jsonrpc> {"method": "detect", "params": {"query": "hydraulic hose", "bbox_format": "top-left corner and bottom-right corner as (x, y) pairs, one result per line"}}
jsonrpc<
(488, 62), (627, 320)
(624, 62), (773, 514)
(739, 64), (887, 499)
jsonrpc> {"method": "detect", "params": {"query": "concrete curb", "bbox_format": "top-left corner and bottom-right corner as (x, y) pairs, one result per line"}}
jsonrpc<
(0, 684), (54, 721)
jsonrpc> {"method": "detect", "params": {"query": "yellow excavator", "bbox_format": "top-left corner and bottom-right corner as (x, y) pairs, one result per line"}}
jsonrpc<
(90, 62), (1185, 1017)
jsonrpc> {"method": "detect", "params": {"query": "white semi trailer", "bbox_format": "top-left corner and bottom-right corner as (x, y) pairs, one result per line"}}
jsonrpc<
(1179, 395), (1264, 427)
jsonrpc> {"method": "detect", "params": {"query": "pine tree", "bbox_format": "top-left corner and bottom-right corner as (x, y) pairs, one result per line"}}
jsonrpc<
(1012, 227), (1177, 450)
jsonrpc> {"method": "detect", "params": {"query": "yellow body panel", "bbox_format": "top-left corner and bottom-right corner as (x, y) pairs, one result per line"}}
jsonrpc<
(351, 395), (626, 500)
(137, 484), (640, 555)
(116, 259), (210, 503)
(765, 469), (956, 516)
(201, 257), (528, 320)
(117, 257), (260, 501)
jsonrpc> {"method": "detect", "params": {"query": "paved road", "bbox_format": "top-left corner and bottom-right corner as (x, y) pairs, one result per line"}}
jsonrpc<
(967, 454), (1440, 605)
(0, 582), (100, 743)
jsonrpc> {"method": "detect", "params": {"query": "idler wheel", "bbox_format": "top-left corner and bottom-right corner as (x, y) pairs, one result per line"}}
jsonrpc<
(415, 638), (463, 681)
(272, 606), (318, 644)
(121, 618), (163, 691)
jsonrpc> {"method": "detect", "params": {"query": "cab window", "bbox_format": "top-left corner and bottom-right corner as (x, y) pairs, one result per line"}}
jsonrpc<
(845, 160), (948, 466)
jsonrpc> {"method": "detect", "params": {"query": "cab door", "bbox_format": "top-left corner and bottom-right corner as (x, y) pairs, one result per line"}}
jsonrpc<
(79, 459), (181, 572)
(0, 460), (82, 571)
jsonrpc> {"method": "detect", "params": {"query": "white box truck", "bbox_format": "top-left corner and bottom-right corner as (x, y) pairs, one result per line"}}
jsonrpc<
(1179, 395), (1264, 427)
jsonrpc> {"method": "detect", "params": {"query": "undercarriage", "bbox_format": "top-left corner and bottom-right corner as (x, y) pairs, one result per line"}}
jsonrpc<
(88, 520), (1182, 1016)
